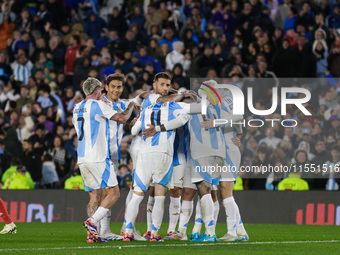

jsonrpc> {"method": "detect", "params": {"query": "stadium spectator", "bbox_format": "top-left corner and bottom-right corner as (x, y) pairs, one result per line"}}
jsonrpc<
(64, 169), (84, 190)
(144, 4), (163, 36)
(64, 34), (81, 76)
(117, 164), (132, 190)
(41, 153), (59, 189)
(108, 7), (128, 38)
(47, 135), (67, 179)
(16, 110), (34, 143)
(84, 12), (107, 41)
(2, 164), (34, 190)
(165, 41), (191, 74)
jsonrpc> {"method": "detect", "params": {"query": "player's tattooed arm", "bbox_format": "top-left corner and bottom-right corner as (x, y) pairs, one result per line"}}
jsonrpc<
(111, 102), (142, 124)
(156, 90), (198, 103)
(156, 93), (184, 103)
(138, 91), (153, 99)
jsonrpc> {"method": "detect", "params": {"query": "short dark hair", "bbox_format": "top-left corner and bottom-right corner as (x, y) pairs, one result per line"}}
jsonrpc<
(36, 124), (45, 131)
(38, 84), (51, 94)
(43, 153), (53, 162)
(23, 139), (33, 145)
(106, 73), (125, 85)
(71, 35), (80, 44)
(118, 164), (128, 171)
(154, 72), (171, 82)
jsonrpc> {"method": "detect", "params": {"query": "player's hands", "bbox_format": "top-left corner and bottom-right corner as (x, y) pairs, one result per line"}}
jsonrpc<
(142, 124), (156, 138)
(134, 102), (143, 112)
(129, 115), (139, 130)
(182, 90), (198, 101)
(200, 118), (214, 129)
(231, 137), (241, 147)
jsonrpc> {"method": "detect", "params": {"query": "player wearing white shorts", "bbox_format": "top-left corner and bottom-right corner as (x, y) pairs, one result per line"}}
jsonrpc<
(96, 73), (145, 241)
(200, 83), (249, 242)
(123, 100), (191, 242)
(169, 83), (226, 242)
(162, 123), (189, 239)
(72, 77), (139, 243)
(125, 72), (189, 239)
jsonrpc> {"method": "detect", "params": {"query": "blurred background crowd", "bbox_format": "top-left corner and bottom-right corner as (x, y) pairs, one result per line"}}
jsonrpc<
(0, 0), (339, 191)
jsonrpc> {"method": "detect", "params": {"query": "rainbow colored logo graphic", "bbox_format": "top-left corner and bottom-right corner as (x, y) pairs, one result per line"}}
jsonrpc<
(198, 82), (222, 105)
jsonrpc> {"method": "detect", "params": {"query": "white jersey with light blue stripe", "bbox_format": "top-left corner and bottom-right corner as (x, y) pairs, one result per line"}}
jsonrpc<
(132, 101), (190, 156)
(189, 103), (226, 160)
(173, 124), (189, 166)
(220, 93), (242, 146)
(130, 92), (161, 157)
(72, 99), (117, 164)
(103, 95), (141, 161)
(220, 94), (242, 180)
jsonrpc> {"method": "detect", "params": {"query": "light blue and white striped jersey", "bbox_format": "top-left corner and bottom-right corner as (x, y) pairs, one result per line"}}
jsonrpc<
(72, 99), (117, 164)
(102, 95), (142, 161)
(189, 103), (226, 159)
(173, 124), (189, 165)
(130, 92), (161, 156)
(131, 101), (190, 156)
(220, 93), (243, 147)
(10, 61), (32, 85)
(325, 161), (340, 190)
(220, 94), (243, 180)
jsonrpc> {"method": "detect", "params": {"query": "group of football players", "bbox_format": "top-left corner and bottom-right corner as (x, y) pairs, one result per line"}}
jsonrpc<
(72, 72), (248, 243)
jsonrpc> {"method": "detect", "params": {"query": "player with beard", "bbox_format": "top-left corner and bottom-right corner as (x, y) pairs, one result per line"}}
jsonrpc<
(72, 77), (140, 243)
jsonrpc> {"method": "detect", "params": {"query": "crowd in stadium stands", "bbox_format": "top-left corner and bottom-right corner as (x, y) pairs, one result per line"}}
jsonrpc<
(0, 0), (339, 191)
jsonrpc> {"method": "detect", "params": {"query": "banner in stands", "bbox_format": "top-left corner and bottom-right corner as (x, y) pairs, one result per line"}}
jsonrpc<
(1, 190), (339, 225)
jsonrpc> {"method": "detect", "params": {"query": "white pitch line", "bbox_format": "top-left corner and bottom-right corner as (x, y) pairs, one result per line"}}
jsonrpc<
(0, 240), (339, 252)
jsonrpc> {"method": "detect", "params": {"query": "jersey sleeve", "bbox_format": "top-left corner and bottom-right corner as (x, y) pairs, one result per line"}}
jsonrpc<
(130, 94), (143, 105)
(98, 100), (118, 119)
(131, 115), (142, 136)
(148, 93), (161, 104)
(158, 102), (190, 131)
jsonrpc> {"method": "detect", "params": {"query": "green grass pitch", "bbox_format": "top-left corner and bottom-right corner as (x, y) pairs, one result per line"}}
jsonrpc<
(0, 223), (339, 255)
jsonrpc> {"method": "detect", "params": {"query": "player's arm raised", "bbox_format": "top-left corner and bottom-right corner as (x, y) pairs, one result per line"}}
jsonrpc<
(111, 102), (142, 124)
(155, 90), (197, 103)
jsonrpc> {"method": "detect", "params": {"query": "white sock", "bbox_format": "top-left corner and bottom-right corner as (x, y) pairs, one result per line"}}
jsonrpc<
(167, 196), (181, 233)
(121, 188), (134, 232)
(125, 193), (144, 235)
(90, 207), (109, 225)
(99, 210), (111, 235)
(146, 196), (155, 232)
(192, 197), (202, 234)
(178, 200), (193, 234)
(222, 196), (237, 237)
(151, 196), (166, 236)
(200, 194), (215, 237)
(235, 202), (247, 236)
(214, 201), (220, 228)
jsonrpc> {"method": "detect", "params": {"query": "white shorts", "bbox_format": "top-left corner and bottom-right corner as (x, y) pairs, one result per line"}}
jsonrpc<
(133, 152), (173, 193)
(191, 156), (223, 185)
(79, 159), (118, 192)
(220, 146), (240, 182)
(173, 163), (187, 188)
(183, 159), (196, 190)
(130, 135), (141, 170)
